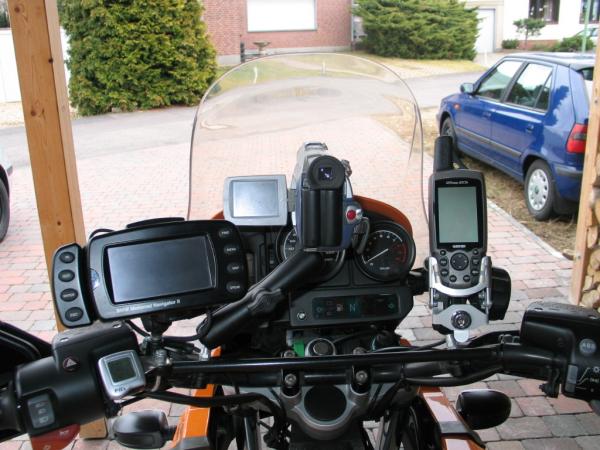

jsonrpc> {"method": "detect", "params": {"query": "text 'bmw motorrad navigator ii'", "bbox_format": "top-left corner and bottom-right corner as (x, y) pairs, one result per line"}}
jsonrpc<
(0, 54), (598, 450)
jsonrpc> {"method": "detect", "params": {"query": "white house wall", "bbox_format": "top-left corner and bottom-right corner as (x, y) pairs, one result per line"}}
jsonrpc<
(0, 28), (69, 103)
(503, 0), (585, 41)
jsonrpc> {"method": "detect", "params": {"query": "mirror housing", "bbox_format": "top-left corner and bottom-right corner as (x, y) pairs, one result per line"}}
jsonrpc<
(112, 410), (176, 449)
(456, 389), (511, 430)
(460, 82), (475, 95)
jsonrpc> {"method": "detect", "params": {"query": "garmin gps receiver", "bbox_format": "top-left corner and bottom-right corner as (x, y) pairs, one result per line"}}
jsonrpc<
(428, 137), (493, 344)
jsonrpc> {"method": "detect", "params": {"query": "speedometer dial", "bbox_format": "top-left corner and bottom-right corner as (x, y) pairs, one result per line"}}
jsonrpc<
(357, 221), (415, 282)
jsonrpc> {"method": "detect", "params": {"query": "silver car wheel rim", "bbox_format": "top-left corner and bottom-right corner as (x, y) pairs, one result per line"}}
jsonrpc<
(528, 169), (549, 211)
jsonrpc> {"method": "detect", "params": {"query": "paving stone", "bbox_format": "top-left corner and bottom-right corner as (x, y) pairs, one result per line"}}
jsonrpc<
(543, 414), (587, 437)
(487, 380), (526, 398)
(497, 417), (552, 440)
(576, 413), (600, 435)
(522, 438), (582, 450)
(575, 436), (600, 450)
(478, 427), (500, 442)
(487, 441), (526, 450)
(518, 379), (545, 397)
(549, 396), (593, 414)
(72, 440), (109, 450)
(516, 397), (556, 417)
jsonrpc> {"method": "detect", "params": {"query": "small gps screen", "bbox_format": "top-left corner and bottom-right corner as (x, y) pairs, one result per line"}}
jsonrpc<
(107, 357), (136, 383)
(232, 180), (279, 218)
(437, 186), (479, 244)
(107, 236), (214, 303)
(224, 175), (287, 226)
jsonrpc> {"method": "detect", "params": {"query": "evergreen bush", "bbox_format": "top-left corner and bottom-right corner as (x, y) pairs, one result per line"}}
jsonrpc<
(501, 39), (519, 49)
(59, 0), (216, 116)
(353, 0), (478, 60)
(552, 36), (594, 52)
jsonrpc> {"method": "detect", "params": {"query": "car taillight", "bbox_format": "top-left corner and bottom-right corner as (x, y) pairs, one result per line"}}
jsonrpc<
(567, 123), (588, 153)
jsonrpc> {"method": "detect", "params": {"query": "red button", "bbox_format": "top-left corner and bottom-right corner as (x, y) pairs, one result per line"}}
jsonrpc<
(346, 209), (356, 221)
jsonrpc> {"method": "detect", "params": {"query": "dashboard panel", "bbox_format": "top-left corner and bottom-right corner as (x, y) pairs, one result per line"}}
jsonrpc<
(237, 208), (415, 329)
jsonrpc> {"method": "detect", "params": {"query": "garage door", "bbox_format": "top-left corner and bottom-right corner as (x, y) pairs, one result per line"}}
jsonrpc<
(476, 9), (495, 54)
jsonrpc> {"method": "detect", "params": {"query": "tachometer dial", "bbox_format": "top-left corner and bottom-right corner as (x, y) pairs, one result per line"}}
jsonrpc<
(277, 228), (344, 282)
(357, 222), (415, 282)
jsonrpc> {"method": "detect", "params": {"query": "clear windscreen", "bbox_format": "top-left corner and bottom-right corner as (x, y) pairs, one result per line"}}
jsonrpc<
(188, 53), (429, 262)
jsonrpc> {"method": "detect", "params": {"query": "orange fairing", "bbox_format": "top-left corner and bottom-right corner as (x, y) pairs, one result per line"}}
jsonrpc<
(419, 387), (484, 450)
(171, 348), (222, 450)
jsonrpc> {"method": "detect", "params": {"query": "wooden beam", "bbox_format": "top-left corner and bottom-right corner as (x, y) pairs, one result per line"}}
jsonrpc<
(572, 41), (600, 306)
(8, 0), (107, 438)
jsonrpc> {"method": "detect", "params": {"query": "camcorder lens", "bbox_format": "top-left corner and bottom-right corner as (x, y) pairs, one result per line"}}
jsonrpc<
(318, 166), (334, 181)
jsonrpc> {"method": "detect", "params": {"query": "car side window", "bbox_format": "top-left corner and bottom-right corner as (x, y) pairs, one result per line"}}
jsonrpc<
(505, 64), (553, 110)
(476, 61), (522, 101)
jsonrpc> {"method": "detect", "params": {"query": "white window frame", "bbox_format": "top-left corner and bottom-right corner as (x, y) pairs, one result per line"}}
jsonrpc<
(246, 0), (317, 33)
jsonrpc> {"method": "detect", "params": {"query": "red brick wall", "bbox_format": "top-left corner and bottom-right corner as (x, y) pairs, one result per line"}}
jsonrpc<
(203, 0), (352, 57)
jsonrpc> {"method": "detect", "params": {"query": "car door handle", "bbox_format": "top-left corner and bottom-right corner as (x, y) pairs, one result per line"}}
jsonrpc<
(525, 124), (535, 133)
(482, 111), (492, 118)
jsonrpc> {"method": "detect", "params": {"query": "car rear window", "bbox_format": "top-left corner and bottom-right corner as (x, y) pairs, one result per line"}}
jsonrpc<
(506, 63), (553, 110)
(579, 68), (594, 81)
(477, 60), (522, 100)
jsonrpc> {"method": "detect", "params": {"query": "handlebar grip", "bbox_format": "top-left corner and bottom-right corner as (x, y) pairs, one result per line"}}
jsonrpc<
(201, 251), (323, 348)
(0, 386), (21, 432)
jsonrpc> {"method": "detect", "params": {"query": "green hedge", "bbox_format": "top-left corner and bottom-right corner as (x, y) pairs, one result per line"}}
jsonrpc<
(354, 0), (478, 60)
(59, 0), (216, 116)
(552, 35), (594, 52)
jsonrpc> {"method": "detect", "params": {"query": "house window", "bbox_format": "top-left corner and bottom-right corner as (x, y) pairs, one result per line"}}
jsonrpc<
(581, 0), (600, 23)
(529, 0), (560, 23)
(247, 0), (317, 32)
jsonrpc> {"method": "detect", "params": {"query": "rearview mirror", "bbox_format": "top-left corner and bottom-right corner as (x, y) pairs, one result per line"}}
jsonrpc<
(460, 83), (474, 95)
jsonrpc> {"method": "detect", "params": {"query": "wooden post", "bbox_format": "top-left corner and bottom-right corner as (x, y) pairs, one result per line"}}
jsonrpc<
(572, 41), (600, 308)
(7, 0), (107, 438)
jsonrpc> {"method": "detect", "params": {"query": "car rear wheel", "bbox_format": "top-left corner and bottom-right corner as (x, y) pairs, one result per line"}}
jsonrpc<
(0, 180), (8, 242)
(441, 117), (457, 150)
(525, 160), (555, 221)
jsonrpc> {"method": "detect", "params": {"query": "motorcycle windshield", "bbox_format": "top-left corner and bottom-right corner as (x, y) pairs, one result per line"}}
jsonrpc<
(189, 53), (428, 261)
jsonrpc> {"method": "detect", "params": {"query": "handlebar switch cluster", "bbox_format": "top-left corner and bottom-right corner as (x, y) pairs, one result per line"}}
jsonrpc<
(521, 302), (600, 402)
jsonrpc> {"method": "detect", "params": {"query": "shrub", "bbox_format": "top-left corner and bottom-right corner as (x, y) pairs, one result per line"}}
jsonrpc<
(59, 0), (216, 116)
(502, 39), (519, 49)
(353, 0), (478, 60)
(513, 18), (545, 49)
(552, 35), (595, 52)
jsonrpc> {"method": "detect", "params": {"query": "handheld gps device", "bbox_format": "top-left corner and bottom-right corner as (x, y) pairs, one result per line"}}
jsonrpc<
(428, 168), (492, 343)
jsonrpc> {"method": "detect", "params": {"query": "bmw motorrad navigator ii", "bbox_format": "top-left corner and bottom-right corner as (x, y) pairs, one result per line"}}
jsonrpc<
(1, 54), (599, 450)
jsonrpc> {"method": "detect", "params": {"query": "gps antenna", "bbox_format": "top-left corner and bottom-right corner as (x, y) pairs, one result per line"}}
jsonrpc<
(433, 136), (454, 173)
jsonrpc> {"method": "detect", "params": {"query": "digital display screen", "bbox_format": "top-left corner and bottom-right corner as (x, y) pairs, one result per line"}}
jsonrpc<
(437, 186), (479, 244)
(107, 236), (214, 304)
(313, 295), (398, 320)
(232, 180), (279, 218)
(107, 357), (136, 383)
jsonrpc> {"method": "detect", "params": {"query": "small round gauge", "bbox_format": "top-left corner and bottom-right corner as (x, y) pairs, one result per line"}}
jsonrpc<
(276, 227), (345, 282)
(357, 221), (415, 282)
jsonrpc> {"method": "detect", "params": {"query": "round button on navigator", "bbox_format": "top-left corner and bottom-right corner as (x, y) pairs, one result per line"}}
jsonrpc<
(59, 252), (75, 263)
(60, 289), (78, 302)
(218, 228), (233, 239)
(227, 262), (242, 274)
(58, 270), (75, 282)
(65, 307), (83, 322)
(450, 253), (469, 271)
(226, 281), (243, 294)
(223, 244), (240, 256)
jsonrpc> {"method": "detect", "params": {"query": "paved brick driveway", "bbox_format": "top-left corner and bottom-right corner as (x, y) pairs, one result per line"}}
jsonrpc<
(2, 112), (599, 449)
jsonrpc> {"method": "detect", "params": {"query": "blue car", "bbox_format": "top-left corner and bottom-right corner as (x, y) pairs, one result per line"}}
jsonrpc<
(438, 53), (594, 220)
